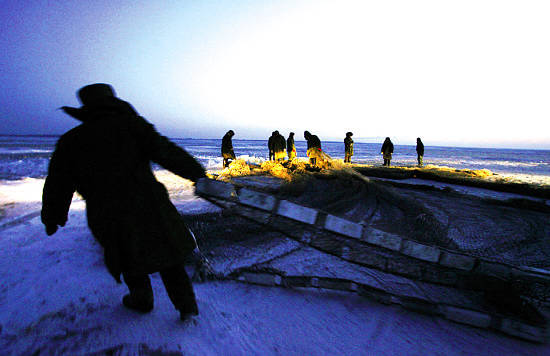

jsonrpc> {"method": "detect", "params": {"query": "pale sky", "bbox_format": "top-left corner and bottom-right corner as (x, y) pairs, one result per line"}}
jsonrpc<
(1, 0), (549, 148)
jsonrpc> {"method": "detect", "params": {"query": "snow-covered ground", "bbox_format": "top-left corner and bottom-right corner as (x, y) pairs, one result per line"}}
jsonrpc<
(1, 172), (549, 354)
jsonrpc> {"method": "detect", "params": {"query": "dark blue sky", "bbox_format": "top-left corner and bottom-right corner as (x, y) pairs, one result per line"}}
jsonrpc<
(1, 1), (549, 148)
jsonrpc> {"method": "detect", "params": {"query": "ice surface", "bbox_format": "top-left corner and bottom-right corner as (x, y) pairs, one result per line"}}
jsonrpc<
(1, 134), (549, 353)
(0, 177), (549, 353)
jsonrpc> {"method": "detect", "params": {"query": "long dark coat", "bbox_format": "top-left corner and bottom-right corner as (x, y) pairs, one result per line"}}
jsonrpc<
(381, 139), (394, 155)
(222, 132), (235, 159)
(305, 133), (321, 150)
(42, 97), (206, 282)
(286, 135), (295, 153)
(273, 132), (286, 154)
(416, 139), (424, 156)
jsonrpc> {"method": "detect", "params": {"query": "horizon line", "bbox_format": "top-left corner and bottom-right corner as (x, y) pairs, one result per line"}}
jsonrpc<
(1, 133), (548, 151)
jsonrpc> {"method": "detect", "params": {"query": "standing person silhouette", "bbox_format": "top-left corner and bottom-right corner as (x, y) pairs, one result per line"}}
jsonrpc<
(268, 131), (276, 161)
(416, 137), (424, 167)
(272, 130), (286, 161)
(304, 130), (322, 166)
(344, 132), (354, 163)
(287, 132), (296, 160)
(381, 137), (394, 166)
(42, 83), (206, 321)
(222, 130), (236, 168)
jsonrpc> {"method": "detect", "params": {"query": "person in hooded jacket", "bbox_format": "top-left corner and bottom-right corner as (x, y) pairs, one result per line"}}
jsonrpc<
(272, 130), (286, 161)
(287, 132), (296, 160)
(222, 130), (236, 168)
(304, 130), (322, 166)
(344, 132), (354, 163)
(42, 83), (206, 321)
(381, 137), (394, 166)
(416, 137), (424, 167)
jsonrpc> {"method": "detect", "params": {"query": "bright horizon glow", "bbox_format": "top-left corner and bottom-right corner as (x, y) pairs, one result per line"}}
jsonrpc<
(1, 1), (549, 149)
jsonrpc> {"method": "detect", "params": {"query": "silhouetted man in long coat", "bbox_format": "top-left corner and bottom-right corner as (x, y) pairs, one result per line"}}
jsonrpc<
(222, 130), (236, 168)
(381, 137), (394, 166)
(272, 130), (286, 161)
(344, 132), (354, 163)
(42, 83), (206, 321)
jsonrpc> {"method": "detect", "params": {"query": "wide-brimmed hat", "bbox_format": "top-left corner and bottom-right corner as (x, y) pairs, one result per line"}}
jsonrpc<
(77, 83), (116, 106)
(61, 83), (131, 121)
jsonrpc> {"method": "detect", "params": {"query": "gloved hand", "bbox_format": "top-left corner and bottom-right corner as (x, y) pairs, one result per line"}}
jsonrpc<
(44, 220), (65, 236)
(45, 224), (59, 236)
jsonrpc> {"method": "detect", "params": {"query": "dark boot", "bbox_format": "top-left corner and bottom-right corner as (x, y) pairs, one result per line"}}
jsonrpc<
(122, 293), (154, 313)
(179, 302), (199, 321)
(160, 264), (199, 321)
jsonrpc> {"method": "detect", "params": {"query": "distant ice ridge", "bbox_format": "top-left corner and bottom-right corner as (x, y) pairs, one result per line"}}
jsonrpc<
(0, 158), (50, 180)
(432, 158), (548, 169)
(0, 148), (52, 154)
(237, 154), (267, 166)
(199, 154), (267, 170)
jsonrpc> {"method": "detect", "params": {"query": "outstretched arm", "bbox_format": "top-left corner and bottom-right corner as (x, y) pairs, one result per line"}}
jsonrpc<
(134, 116), (206, 182)
(41, 139), (75, 235)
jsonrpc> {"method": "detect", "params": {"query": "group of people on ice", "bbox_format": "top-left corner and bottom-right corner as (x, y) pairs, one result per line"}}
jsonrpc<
(222, 130), (425, 168)
(222, 130), (327, 168)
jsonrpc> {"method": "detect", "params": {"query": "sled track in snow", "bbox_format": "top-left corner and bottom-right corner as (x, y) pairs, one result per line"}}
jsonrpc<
(196, 178), (550, 343)
(0, 211), (41, 232)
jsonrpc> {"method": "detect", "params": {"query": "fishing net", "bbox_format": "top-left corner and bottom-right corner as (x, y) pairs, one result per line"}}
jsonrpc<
(278, 169), (456, 249)
(216, 159), (251, 179)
